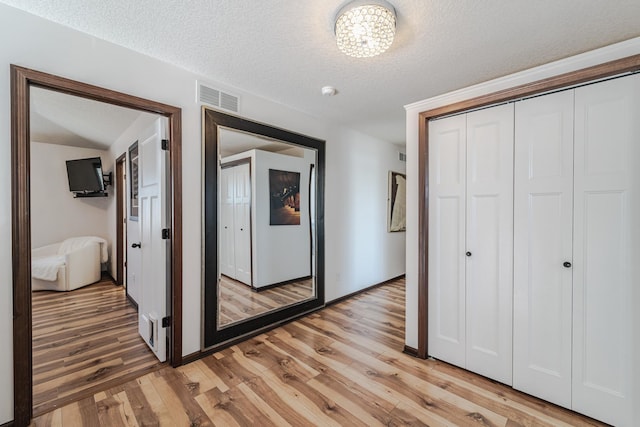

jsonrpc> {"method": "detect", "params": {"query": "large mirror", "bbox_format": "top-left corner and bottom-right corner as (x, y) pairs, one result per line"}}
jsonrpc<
(203, 108), (325, 348)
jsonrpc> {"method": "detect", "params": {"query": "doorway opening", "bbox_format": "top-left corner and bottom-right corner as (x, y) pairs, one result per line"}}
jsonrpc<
(11, 65), (183, 426)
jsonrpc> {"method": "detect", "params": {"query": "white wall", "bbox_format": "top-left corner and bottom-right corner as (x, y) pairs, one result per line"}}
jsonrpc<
(30, 142), (110, 250)
(403, 37), (640, 350)
(0, 4), (406, 423)
(324, 127), (406, 301)
(254, 149), (313, 288)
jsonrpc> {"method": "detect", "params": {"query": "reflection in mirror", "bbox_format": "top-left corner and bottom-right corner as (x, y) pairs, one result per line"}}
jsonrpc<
(203, 108), (325, 349)
(217, 128), (317, 327)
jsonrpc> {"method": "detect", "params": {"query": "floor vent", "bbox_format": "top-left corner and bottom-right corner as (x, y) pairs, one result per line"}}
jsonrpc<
(398, 152), (407, 162)
(197, 82), (240, 113)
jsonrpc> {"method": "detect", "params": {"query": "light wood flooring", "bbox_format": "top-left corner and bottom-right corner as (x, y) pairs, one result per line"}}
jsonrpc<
(32, 277), (163, 416)
(219, 275), (314, 327)
(30, 277), (606, 426)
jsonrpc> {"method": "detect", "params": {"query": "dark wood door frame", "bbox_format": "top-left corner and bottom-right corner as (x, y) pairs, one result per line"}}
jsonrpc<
(416, 54), (640, 359)
(11, 65), (184, 426)
(115, 153), (126, 286)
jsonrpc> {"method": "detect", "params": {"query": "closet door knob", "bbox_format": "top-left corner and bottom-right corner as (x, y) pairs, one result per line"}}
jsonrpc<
(563, 261), (572, 268)
(466, 251), (472, 257)
(131, 242), (141, 248)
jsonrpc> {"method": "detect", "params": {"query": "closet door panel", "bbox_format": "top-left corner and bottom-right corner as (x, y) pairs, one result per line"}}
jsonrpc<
(233, 163), (252, 286)
(513, 90), (574, 408)
(220, 167), (236, 278)
(465, 104), (514, 385)
(572, 74), (640, 426)
(428, 114), (467, 368)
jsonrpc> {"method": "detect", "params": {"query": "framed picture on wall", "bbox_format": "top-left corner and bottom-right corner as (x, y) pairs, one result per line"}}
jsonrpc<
(388, 171), (406, 232)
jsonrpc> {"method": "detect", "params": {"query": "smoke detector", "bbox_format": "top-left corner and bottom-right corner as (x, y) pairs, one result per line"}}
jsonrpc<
(321, 86), (337, 96)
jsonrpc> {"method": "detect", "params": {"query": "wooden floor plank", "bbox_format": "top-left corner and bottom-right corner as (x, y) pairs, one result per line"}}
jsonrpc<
(30, 278), (608, 427)
(235, 382), (294, 427)
(117, 382), (158, 427)
(151, 369), (213, 426)
(32, 276), (163, 416)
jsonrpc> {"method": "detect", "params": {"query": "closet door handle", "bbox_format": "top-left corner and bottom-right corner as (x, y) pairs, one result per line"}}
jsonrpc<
(563, 261), (572, 268)
(131, 242), (141, 248)
(466, 251), (472, 257)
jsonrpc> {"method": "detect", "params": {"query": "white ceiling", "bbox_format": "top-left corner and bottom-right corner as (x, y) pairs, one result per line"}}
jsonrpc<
(219, 127), (306, 159)
(30, 87), (152, 150)
(7, 0), (640, 145)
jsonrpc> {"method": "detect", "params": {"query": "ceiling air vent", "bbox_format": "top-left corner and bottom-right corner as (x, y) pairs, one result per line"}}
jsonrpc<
(220, 92), (239, 112)
(398, 152), (407, 162)
(197, 82), (240, 113)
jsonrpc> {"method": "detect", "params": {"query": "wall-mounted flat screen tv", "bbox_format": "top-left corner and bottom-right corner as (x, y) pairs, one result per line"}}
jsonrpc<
(66, 157), (105, 194)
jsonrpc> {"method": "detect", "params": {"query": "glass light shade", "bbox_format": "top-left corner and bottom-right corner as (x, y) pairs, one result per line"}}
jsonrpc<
(335, 1), (396, 58)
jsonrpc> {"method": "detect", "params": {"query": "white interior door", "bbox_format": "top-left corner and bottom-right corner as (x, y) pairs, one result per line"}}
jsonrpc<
(233, 163), (252, 285)
(120, 160), (128, 290)
(428, 114), (467, 368)
(464, 104), (514, 385)
(220, 166), (235, 278)
(126, 144), (141, 305)
(571, 74), (639, 426)
(513, 90), (574, 408)
(126, 220), (140, 301)
(137, 117), (168, 362)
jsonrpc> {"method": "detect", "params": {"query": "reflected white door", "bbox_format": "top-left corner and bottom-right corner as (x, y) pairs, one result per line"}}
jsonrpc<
(137, 118), (168, 362)
(219, 162), (252, 286)
(465, 104), (513, 385)
(572, 74), (639, 426)
(233, 163), (252, 285)
(220, 167), (236, 278)
(428, 114), (467, 369)
(513, 90), (574, 408)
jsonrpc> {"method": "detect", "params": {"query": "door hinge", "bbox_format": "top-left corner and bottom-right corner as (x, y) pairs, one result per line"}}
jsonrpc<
(161, 139), (169, 151)
(162, 316), (171, 328)
(162, 228), (171, 239)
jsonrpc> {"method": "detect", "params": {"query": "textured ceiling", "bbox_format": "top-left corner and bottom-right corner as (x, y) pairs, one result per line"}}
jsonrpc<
(5, 0), (640, 144)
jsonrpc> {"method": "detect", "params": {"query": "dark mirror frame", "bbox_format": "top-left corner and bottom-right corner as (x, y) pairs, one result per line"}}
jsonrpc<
(202, 108), (325, 349)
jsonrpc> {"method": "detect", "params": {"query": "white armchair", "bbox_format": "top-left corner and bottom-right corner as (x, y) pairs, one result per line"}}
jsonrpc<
(32, 237), (107, 292)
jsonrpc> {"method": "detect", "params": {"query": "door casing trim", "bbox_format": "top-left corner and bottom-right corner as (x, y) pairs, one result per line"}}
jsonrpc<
(11, 65), (184, 425)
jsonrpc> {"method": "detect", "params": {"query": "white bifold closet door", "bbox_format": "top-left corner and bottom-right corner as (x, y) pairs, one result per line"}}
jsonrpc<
(514, 74), (639, 426)
(220, 163), (252, 286)
(428, 113), (467, 368)
(429, 103), (514, 385)
(220, 166), (236, 279)
(232, 163), (252, 285)
(571, 74), (639, 426)
(465, 106), (514, 384)
(513, 89), (575, 408)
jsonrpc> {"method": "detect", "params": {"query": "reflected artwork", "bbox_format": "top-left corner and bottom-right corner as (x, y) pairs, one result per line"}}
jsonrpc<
(269, 169), (301, 225)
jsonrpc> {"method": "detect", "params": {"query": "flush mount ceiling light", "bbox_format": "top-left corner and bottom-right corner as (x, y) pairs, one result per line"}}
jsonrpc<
(334, 0), (396, 58)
